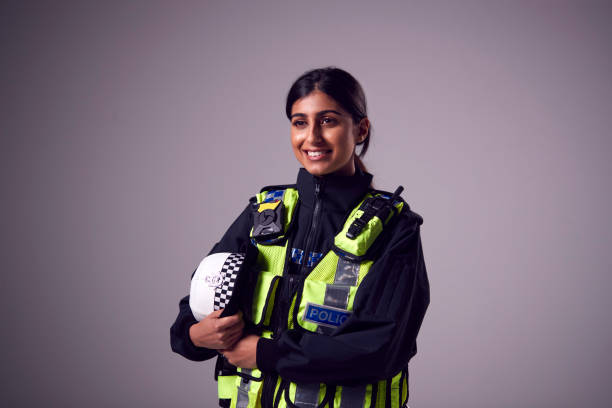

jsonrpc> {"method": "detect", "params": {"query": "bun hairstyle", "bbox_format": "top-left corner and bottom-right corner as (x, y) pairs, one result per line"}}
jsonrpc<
(285, 67), (371, 174)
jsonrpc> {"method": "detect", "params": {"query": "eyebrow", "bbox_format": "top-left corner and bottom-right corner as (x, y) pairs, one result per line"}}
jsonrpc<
(290, 109), (343, 119)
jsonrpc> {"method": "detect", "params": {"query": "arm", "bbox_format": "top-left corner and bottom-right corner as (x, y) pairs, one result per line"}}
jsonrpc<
(255, 211), (430, 384)
(170, 202), (253, 361)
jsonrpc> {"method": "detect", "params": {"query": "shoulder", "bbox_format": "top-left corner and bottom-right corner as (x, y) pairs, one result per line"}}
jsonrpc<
(249, 183), (298, 203)
(369, 187), (424, 229)
(351, 186), (424, 259)
(258, 183), (297, 193)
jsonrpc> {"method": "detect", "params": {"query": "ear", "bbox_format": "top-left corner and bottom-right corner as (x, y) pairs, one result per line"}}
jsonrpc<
(355, 117), (370, 144)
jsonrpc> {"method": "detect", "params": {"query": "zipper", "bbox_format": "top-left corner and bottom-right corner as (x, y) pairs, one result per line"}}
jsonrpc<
(286, 178), (323, 326)
(261, 180), (323, 407)
(300, 179), (322, 277)
(279, 178), (323, 331)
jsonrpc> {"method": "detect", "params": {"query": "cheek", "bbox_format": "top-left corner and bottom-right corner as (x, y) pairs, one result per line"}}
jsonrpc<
(290, 130), (302, 148)
(331, 132), (356, 156)
(290, 133), (304, 160)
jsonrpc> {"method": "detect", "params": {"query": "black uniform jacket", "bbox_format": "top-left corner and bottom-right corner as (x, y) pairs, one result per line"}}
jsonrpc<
(170, 167), (430, 385)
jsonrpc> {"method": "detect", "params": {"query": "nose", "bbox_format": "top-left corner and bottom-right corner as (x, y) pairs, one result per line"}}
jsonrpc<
(306, 122), (323, 144)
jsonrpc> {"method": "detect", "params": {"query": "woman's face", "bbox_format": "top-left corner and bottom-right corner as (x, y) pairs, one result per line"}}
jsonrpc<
(290, 90), (369, 177)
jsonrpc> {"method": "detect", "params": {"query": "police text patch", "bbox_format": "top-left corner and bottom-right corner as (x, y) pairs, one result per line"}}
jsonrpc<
(304, 302), (352, 328)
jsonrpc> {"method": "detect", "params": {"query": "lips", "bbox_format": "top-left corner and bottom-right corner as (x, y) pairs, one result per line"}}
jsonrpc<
(304, 149), (332, 160)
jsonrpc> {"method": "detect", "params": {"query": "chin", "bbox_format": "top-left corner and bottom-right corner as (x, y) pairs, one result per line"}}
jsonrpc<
(304, 168), (328, 176)
(299, 157), (353, 177)
(305, 167), (348, 177)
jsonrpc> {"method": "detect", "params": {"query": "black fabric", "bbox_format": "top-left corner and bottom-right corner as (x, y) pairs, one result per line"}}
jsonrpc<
(170, 293), (218, 361)
(170, 167), (430, 387)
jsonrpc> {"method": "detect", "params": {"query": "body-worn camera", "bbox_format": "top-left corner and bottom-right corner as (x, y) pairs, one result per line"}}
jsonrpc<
(251, 200), (284, 240)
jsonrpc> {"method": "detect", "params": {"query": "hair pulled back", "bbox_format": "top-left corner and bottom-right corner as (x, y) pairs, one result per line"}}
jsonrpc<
(285, 67), (371, 173)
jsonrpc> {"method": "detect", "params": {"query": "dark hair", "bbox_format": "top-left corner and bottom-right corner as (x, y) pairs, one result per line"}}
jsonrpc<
(285, 67), (371, 173)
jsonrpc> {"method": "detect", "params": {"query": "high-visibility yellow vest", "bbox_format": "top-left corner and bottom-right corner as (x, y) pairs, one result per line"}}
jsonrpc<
(217, 187), (408, 408)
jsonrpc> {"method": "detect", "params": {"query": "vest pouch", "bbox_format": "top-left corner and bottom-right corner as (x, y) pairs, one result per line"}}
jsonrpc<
(251, 271), (281, 328)
(334, 193), (404, 259)
(296, 279), (357, 333)
(231, 368), (264, 408)
(334, 206), (385, 258)
(274, 380), (334, 408)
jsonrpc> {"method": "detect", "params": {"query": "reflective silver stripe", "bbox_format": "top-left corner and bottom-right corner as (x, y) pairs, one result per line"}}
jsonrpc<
(333, 259), (368, 407)
(340, 384), (367, 408)
(236, 369), (252, 408)
(316, 322), (334, 335)
(316, 285), (349, 335)
(294, 382), (320, 407)
(316, 257), (360, 335)
(302, 258), (363, 404)
(335, 257), (360, 285)
(323, 284), (351, 309)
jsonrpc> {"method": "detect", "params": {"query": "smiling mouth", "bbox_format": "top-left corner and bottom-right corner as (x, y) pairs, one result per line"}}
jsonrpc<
(305, 149), (332, 160)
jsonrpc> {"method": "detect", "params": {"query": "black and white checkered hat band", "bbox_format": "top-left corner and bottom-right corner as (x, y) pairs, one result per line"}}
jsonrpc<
(213, 253), (245, 311)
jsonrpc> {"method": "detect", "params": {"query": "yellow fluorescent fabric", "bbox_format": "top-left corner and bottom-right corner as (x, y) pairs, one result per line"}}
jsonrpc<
(257, 201), (280, 212)
(224, 188), (407, 408)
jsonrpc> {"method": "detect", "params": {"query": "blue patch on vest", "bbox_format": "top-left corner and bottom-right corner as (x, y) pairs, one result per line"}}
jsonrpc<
(304, 303), (352, 328)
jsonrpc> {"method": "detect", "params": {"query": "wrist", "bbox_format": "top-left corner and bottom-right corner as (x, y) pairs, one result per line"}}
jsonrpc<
(188, 322), (203, 348)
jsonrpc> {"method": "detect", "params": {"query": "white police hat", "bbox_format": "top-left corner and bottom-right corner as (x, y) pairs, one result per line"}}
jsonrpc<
(189, 252), (245, 321)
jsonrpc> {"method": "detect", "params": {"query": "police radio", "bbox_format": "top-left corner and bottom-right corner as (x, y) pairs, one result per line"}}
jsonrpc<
(346, 186), (404, 239)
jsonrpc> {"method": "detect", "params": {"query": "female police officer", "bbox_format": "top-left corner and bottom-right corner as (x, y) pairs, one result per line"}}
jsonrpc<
(171, 67), (430, 408)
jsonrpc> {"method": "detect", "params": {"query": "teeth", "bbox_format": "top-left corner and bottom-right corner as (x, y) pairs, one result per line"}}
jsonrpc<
(307, 151), (325, 157)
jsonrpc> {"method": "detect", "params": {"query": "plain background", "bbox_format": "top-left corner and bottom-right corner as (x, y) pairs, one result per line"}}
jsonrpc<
(2, 1), (611, 407)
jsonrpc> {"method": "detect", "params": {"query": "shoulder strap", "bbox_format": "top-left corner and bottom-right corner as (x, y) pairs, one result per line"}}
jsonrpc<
(333, 186), (405, 259)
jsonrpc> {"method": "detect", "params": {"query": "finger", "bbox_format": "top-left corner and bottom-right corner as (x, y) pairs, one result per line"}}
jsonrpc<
(225, 331), (243, 346)
(221, 328), (243, 345)
(227, 318), (245, 333)
(207, 309), (224, 319)
(216, 313), (243, 329)
(221, 325), (243, 340)
(229, 319), (246, 334)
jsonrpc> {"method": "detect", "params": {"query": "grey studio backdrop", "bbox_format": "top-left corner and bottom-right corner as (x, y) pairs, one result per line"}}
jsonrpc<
(1, 1), (611, 407)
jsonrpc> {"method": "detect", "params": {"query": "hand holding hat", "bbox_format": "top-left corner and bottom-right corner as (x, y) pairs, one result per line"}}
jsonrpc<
(189, 309), (244, 350)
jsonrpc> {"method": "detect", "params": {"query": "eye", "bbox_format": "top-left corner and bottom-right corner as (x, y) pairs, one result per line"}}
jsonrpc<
(292, 120), (307, 127)
(320, 117), (337, 125)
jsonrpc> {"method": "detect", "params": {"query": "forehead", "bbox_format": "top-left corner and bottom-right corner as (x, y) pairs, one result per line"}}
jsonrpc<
(291, 90), (344, 115)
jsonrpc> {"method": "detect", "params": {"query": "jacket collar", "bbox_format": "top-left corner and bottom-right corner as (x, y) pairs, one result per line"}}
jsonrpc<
(296, 167), (373, 213)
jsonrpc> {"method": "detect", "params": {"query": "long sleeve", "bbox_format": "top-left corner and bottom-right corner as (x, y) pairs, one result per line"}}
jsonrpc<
(256, 210), (430, 384)
(170, 202), (253, 361)
(170, 294), (218, 361)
